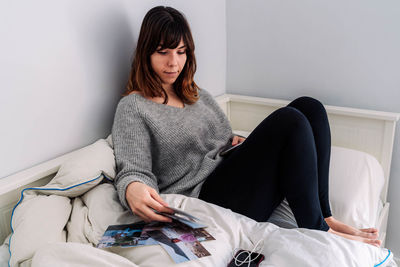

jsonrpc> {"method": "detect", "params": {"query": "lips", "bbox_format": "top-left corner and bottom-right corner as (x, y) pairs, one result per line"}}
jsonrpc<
(164, 72), (179, 78)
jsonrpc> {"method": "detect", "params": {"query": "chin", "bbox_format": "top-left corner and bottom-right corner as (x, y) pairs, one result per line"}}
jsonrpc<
(163, 79), (177, 85)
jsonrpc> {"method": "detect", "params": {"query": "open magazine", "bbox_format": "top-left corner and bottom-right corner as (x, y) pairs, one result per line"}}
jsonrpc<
(97, 208), (214, 263)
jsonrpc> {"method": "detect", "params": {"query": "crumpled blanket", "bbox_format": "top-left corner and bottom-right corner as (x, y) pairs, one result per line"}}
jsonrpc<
(8, 138), (396, 267)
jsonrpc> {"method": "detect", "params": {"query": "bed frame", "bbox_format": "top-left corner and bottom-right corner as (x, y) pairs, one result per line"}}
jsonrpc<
(0, 93), (399, 248)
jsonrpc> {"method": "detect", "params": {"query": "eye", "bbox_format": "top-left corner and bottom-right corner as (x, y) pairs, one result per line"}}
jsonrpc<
(157, 51), (167, 55)
(178, 50), (186, 55)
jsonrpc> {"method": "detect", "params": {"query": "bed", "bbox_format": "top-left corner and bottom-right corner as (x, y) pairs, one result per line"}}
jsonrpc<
(0, 93), (399, 267)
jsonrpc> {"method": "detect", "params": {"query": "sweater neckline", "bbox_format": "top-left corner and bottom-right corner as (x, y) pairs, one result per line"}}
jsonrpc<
(131, 93), (188, 110)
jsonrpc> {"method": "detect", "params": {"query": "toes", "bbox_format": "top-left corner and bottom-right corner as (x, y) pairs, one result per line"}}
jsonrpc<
(366, 233), (379, 239)
(366, 238), (382, 247)
(361, 228), (378, 233)
(359, 228), (379, 239)
(373, 239), (382, 247)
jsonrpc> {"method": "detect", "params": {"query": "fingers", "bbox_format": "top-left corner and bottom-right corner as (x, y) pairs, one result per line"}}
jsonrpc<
(141, 205), (172, 223)
(150, 190), (174, 213)
(232, 135), (239, 145)
(132, 207), (171, 223)
(232, 135), (246, 145)
(129, 201), (172, 223)
(126, 184), (173, 222)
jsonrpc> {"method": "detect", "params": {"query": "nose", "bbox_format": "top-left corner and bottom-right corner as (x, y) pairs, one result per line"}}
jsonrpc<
(167, 53), (178, 67)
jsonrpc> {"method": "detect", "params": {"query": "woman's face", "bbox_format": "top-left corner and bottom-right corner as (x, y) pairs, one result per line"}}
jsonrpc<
(150, 39), (187, 91)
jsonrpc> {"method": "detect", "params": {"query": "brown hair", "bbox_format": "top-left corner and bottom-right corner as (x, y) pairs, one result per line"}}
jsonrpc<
(123, 6), (200, 105)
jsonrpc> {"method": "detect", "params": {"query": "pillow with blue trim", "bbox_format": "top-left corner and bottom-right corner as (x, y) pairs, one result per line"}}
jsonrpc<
(33, 136), (116, 197)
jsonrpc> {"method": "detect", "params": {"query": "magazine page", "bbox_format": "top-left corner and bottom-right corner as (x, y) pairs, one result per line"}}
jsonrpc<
(97, 208), (215, 263)
(147, 227), (211, 263)
(97, 222), (158, 248)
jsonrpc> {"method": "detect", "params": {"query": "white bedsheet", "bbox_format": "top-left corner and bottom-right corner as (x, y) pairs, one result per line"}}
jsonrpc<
(0, 235), (10, 267)
(8, 182), (396, 267)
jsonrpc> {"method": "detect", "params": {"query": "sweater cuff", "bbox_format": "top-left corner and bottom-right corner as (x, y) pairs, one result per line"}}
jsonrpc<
(115, 176), (159, 211)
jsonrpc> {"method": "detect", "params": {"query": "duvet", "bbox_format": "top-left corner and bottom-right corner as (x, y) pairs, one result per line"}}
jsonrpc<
(8, 138), (396, 267)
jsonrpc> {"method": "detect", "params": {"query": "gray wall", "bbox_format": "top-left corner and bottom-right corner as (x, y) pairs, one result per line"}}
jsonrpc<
(226, 0), (400, 256)
(0, 0), (226, 178)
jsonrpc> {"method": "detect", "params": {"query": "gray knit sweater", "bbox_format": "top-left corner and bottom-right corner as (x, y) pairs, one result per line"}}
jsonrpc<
(112, 88), (233, 210)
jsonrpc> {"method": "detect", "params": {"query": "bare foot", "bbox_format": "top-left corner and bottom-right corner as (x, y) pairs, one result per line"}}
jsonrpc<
(328, 229), (382, 247)
(360, 228), (379, 239)
(325, 217), (379, 239)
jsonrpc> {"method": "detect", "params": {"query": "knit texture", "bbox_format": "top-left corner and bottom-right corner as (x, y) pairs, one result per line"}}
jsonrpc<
(112, 89), (233, 210)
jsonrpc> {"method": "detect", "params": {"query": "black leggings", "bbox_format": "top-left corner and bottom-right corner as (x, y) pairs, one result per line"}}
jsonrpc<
(199, 96), (332, 231)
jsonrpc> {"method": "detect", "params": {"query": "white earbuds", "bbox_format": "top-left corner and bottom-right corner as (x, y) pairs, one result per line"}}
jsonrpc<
(232, 238), (264, 267)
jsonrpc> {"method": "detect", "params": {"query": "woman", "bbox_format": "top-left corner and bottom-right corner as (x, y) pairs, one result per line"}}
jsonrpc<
(112, 6), (381, 247)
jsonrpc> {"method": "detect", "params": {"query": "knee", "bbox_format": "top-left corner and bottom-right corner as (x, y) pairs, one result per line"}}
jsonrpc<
(292, 96), (322, 106)
(255, 107), (313, 141)
(289, 96), (329, 123)
(290, 96), (326, 113)
(274, 107), (311, 131)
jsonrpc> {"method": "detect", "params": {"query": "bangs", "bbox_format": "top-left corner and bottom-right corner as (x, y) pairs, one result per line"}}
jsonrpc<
(158, 20), (187, 49)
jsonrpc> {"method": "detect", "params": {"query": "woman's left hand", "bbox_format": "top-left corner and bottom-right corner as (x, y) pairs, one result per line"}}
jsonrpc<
(232, 135), (246, 146)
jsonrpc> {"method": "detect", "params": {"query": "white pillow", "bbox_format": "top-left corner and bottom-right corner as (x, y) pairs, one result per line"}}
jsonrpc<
(10, 137), (116, 266)
(329, 146), (384, 228)
(26, 137), (116, 198)
(233, 130), (385, 228)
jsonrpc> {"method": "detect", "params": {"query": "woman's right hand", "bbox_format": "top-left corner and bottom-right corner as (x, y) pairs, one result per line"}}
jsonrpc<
(125, 182), (174, 223)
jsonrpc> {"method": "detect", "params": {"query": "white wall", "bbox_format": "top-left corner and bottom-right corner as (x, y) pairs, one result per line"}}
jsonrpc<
(0, 0), (226, 178)
(226, 0), (400, 256)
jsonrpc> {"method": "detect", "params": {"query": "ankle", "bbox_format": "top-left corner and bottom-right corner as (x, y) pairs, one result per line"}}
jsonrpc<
(324, 216), (336, 227)
(325, 216), (334, 223)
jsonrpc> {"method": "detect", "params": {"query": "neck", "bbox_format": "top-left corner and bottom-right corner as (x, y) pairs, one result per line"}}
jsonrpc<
(163, 84), (175, 96)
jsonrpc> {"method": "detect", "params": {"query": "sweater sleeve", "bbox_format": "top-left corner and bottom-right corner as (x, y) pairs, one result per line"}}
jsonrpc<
(112, 97), (158, 210)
